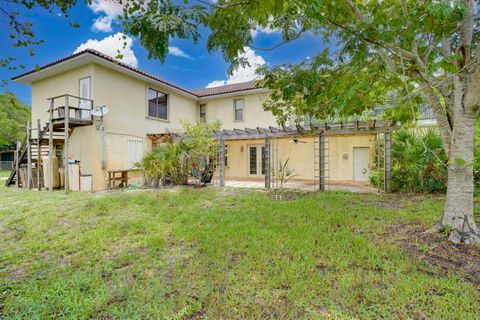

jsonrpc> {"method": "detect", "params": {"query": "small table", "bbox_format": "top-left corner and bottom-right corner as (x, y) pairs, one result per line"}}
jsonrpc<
(107, 170), (129, 189)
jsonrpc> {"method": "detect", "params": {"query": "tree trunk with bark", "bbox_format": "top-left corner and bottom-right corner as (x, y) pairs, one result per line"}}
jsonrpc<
(429, 66), (480, 243)
(439, 114), (480, 243)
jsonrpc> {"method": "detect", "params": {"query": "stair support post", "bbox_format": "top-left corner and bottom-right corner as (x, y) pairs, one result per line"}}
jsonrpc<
(37, 118), (41, 191)
(64, 95), (69, 194)
(26, 121), (32, 189)
(48, 99), (54, 191)
(15, 140), (20, 188)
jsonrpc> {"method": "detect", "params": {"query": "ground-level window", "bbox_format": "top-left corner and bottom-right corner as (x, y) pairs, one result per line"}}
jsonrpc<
(127, 139), (144, 168)
(148, 88), (168, 120)
(199, 104), (207, 123)
(234, 99), (244, 121)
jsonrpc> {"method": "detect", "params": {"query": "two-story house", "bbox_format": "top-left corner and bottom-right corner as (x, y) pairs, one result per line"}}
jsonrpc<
(11, 49), (393, 191)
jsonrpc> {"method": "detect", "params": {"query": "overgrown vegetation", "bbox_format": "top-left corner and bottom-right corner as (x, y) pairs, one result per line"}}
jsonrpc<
(136, 121), (220, 187)
(0, 184), (478, 319)
(371, 128), (448, 193)
(371, 126), (480, 194)
(0, 92), (30, 147)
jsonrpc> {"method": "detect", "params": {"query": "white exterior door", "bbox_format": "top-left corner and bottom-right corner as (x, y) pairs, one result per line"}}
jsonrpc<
(353, 147), (370, 181)
(79, 77), (91, 119)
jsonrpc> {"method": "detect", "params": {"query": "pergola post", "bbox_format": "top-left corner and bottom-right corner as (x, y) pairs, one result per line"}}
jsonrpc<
(319, 134), (326, 191)
(219, 138), (225, 187)
(64, 95), (69, 194)
(48, 98), (54, 191)
(15, 140), (20, 188)
(384, 132), (392, 192)
(264, 136), (271, 189)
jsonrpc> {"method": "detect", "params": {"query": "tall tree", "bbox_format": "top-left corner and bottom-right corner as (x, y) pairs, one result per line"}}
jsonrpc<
(0, 0), (80, 82)
(0, 92), (30, 146)
(120, 0), (480, 243)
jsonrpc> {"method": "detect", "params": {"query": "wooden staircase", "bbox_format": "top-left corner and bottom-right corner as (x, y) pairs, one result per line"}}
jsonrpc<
(6, 94), (93, 191)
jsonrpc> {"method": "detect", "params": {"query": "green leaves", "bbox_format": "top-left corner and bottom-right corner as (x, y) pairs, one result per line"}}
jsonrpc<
(0, 92), (31, 146)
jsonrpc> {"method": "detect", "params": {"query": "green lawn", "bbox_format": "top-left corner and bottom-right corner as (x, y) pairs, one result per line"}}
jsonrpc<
(0, 184), (478, 319)
(0, 170), (10, 178)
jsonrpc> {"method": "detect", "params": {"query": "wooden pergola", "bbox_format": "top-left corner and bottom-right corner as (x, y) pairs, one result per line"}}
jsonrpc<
(214, 120), (397, 192)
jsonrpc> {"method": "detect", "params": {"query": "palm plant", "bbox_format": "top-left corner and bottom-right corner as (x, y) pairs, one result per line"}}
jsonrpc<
(273, 158), (298, 190)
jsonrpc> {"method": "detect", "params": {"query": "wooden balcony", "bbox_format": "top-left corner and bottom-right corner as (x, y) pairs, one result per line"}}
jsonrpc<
(48, 94), (94, 129)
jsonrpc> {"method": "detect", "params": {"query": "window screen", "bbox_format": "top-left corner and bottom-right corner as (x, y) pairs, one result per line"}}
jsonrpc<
(148, 88), (168, 120)
(199, 104), (207, 122)
(234, 99), (244, 121)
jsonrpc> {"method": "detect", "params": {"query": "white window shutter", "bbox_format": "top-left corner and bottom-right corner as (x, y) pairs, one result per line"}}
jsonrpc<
(127, 139), (144, 168)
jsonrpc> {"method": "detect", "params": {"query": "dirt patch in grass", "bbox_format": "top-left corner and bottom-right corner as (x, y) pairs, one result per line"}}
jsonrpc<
(267, 189), (314, 201)
(347, 193), (445, 211)
(388, 222), (480, 286)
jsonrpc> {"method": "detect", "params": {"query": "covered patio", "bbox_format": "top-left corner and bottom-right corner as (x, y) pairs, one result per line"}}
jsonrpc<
(212, 120), (397, 192)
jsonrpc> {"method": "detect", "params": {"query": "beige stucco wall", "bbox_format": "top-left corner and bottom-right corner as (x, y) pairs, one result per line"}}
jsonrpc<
(29, 61), (375, 190)
(199, 92), (278, 129)
(225, 134), (375, 182)
(30, 62), (199, 190)
(31, 64), (99, 188)
(328, 134), (375, 181)
(91, 64), (198, 189)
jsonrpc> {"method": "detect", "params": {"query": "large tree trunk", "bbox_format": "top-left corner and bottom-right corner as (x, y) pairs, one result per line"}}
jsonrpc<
(439, 114), (480, 244)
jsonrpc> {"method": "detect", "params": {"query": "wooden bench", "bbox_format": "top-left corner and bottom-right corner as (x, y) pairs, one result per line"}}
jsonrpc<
(107, 170), (129, 189)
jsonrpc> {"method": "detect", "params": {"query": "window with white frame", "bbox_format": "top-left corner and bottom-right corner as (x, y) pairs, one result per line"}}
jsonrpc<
(234, 99), (244, 121)
(148, 88), (168, 120)
(199, 104), (207, 122)
(127, 139), (144, 168)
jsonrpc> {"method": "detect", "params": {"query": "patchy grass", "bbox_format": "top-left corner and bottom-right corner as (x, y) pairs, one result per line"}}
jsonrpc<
(0, 184), (478, 319)
(0, 170), (10, 178)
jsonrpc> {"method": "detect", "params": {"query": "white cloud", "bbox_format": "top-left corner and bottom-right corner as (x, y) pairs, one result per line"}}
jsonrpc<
(251, 25), (280, 38)
(206, 47), (265, 88)
(168, 46), (193, 60)
(74, 33), (138, 68)
(89, 0), (124, 32)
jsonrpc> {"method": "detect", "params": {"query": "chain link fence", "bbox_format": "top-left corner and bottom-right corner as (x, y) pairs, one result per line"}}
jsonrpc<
(0, 161), (13, 171)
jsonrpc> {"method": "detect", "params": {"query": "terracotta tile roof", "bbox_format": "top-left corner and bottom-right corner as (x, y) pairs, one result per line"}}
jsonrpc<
(12, 49), (197, 97)
(12, 49), (262, 98)
(191, 81), (259, 97)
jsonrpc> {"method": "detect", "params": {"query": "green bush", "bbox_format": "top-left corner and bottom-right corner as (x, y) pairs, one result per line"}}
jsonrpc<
(136, 139), (190, 187)
(136, 121), (221, 187)
(370, 128), (448, 193)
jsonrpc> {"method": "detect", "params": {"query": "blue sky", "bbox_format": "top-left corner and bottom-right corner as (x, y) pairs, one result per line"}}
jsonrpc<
(0, 1), (330, 106)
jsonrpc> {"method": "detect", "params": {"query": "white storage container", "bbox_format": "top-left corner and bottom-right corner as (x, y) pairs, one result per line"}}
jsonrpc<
(80, 174), (92, 192)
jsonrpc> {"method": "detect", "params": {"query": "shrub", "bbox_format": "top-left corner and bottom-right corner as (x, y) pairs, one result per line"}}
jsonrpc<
(136, 120), (221, 187)
(136, 139), (190, 187)
(370, 128), (447, 193)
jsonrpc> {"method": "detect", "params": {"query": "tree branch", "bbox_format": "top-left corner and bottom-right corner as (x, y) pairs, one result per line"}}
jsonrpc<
(250, 28), (304, 51)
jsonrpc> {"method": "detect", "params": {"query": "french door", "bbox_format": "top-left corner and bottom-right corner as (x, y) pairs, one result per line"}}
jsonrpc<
(248, 145), (266, 176)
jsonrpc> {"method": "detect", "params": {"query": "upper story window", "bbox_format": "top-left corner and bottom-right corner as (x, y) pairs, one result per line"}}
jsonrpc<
(199, 104), (207, 123)
(148, 88), (168, 120)
(234, 99), (244, 121)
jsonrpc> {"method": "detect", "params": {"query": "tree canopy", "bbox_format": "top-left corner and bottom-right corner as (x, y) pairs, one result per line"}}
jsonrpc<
(121, 0), (480, 243)
(0, 92), (31, 147)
